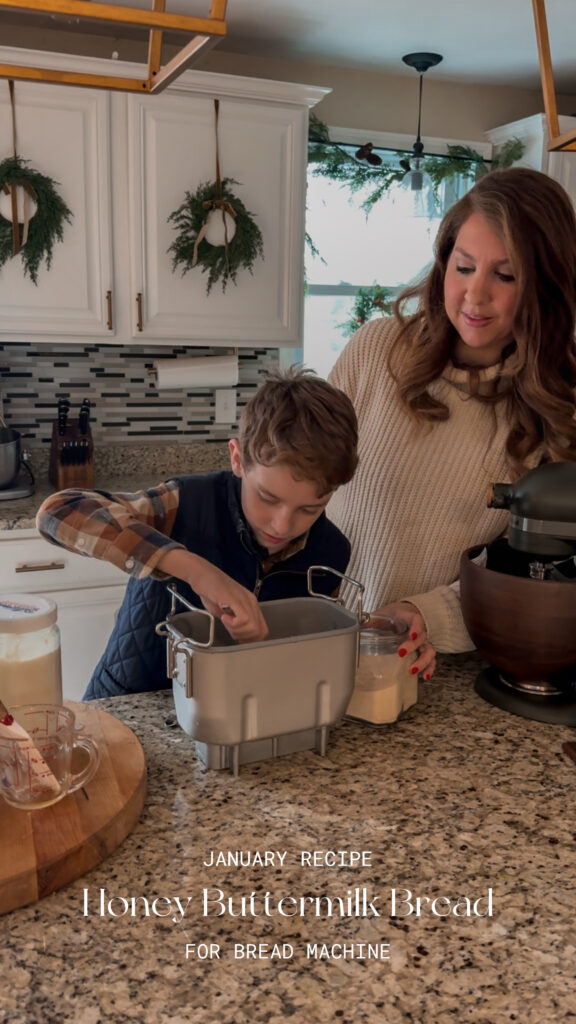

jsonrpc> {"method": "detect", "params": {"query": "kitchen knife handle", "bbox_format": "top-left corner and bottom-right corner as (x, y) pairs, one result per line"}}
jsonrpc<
(79, 398), (90, 435)
(106, 289), (113, 331)
(57, 397), (70, 436)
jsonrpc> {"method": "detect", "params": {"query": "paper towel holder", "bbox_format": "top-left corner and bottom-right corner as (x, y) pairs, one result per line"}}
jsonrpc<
(146, 348), (238, 385)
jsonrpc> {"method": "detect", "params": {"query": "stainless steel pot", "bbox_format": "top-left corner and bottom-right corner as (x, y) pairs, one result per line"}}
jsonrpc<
(0, 428), (22, 488)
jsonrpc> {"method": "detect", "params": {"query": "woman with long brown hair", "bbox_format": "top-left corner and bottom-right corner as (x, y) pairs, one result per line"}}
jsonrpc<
(328, 167), (576, 680)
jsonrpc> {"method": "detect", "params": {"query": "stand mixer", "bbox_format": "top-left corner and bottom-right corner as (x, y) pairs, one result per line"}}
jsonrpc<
(460, 462), (576, 725)
(0, 427), (35, 500)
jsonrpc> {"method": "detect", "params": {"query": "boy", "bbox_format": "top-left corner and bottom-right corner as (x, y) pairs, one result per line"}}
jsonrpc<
(36, 368), (359, 698)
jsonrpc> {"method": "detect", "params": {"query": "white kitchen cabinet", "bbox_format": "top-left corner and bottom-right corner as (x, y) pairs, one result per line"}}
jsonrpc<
(486, 114), (576, 201)
(0, 77), (115, 339)
(0, 46), (327, 348)
(127, 82), (312, 346)
(0, 528), (127, 701)
(42, 584), (126, 702)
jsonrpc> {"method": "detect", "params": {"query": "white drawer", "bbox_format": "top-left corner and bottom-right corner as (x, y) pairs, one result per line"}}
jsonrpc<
(0, 531), (127, 592)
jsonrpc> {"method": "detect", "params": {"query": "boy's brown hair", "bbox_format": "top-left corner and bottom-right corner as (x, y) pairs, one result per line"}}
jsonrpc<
(238, 367), (358, 496)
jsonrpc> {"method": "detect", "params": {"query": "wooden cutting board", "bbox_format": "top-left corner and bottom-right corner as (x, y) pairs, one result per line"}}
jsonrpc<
(0, 701), (146, 916)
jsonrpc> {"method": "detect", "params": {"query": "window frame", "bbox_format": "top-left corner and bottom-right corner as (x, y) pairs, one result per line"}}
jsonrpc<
(279, 125), (492, 373)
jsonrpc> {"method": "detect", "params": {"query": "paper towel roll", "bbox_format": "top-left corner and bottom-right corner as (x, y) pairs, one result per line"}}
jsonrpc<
(153, 354), (239, 390)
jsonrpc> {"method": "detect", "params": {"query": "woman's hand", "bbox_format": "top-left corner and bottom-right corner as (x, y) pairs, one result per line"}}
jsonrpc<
(368, 601), (436, 680)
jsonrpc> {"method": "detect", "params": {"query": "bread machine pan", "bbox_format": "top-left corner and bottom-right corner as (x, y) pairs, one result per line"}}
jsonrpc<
(156, 567), (365, 774)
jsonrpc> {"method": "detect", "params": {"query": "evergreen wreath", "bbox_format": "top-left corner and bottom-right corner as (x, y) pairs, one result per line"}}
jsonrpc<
(167, 176), (264, 294)
(0, 155), (73, 285)
(338, 285), (395, 338)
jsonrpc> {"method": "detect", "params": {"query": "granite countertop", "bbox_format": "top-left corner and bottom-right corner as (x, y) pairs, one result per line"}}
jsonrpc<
(2, 653), (576, 1023)
(0, 442), (231, 531)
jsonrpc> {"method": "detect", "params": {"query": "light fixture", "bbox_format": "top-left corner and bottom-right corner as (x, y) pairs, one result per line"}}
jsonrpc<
(532, 0), (576, 152)
(400, 52), (443, 193)
(0, 1), (228, 94)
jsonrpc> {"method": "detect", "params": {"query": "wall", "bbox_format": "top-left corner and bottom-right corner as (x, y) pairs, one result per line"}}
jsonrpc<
(0, 341), (279, 448)
(200, 52), (576, 143)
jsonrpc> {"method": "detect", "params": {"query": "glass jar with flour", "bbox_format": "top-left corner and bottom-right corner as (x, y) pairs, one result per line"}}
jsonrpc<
(0, 594), (62, 707)
(346, 615), (418, 724)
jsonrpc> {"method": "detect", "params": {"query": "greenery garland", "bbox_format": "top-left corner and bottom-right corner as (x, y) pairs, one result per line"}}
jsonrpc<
(0, 155), (73, 285)
(308, 114), (525, 216)
(338, 285), (395, 338)
(168, 177), (264, 294)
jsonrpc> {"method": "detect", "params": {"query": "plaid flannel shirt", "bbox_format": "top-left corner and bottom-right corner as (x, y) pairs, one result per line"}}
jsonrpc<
(36, 481), (188, 579)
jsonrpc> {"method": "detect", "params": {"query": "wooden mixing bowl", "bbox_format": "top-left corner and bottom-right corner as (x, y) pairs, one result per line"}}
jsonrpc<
(460, 545), (576, 683)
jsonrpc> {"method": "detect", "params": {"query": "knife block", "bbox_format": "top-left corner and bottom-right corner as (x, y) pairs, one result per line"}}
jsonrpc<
(49, 419), (95, 489)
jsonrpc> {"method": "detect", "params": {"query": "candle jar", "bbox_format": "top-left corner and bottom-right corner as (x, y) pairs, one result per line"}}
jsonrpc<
(0, 594), (63, 708)
(346, 615), (418, 724)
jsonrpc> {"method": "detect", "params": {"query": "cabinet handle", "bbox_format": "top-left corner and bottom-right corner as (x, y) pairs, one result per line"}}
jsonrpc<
(106, 289), (113, 331)
(15, 561), (66, 573)
(136, 292), (143, 332)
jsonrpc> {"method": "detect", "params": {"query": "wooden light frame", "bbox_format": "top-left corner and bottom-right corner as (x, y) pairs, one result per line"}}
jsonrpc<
(0, 0), (227, 93)
(532, 0), (576, 152)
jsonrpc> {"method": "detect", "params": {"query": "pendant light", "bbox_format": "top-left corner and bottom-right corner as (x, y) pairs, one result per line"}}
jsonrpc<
(400, 52), (443, 194)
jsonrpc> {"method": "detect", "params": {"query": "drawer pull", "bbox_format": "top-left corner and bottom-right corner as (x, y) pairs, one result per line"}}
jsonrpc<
(15, 561), (66, 573)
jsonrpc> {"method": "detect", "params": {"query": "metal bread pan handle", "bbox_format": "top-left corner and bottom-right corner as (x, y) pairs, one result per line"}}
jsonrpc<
(306, 566), (367, 625)
(169, 636), (195, 699)
(155, 582), (216, 648)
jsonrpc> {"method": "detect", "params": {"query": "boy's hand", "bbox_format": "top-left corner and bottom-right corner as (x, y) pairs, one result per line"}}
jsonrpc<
(369, 601), (436, 681)
(157, 549), (268, 643)
(192, 562), (269, 643)
(200, 584), (269, 644)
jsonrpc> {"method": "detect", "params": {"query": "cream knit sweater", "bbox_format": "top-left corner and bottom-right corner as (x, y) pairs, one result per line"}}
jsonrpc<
(328, 316), (515, 653)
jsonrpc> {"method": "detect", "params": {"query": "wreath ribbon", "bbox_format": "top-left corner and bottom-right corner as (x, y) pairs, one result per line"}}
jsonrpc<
(192, 197), (237, 267)
(2, 178), (37, 253)
(191, 99), (236, 271)
(5, 81), (37, 254)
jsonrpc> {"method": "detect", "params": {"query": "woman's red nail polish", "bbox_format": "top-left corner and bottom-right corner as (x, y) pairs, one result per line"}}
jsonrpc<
(398, 648), (407, 658)
(424, 673), (431, 681)
(410, 632), (418, 641)
(410, 665), (419, 675)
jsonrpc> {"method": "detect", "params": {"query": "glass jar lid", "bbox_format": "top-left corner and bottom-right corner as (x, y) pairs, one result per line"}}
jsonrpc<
(359, 616), (408, 655)
(0, 594), (58, 634)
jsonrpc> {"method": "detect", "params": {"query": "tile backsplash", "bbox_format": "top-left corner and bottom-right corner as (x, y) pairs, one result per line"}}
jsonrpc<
(0, 341), (280, 446)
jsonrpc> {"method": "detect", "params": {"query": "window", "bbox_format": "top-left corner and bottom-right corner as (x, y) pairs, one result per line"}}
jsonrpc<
(301, 127), (489, 378)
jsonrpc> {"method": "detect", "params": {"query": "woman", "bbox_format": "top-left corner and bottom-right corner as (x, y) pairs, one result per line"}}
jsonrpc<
(328, 167), (576, 679)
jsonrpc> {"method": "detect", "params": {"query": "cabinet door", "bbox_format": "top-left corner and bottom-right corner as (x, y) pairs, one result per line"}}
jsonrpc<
(127, 90), (308, 346)
(50, 584), (126, 701)
(0, 82), (114, 340)
(0, 531), (126, 701)
(486, 114), (576, 204)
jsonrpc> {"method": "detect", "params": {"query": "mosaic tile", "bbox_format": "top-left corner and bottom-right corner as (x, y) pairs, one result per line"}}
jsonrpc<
(0, 342), (280, 445)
